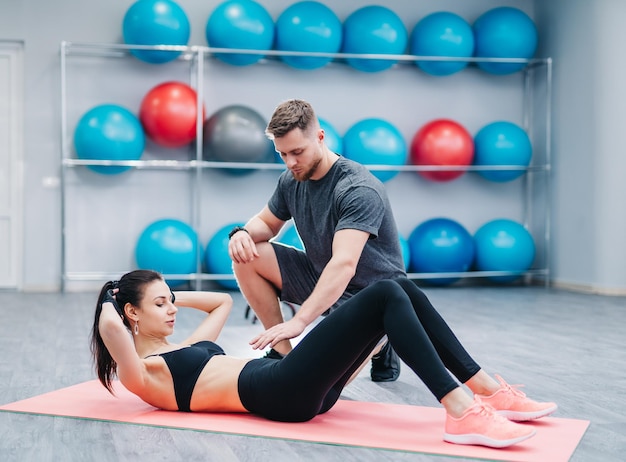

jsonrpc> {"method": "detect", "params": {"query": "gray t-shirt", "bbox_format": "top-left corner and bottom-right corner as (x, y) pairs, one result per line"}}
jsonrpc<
(268, 156), (406, 292)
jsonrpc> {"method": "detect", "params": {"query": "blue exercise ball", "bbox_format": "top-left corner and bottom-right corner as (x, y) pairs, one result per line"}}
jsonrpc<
(398, 233), (410, 271)
(343, 118), (407, 183)
(474, 219), (535, 282)
(205, 222), (242, 289)
(275, 1), (342, 70)
(122, 0), (190, 64)
(202, 104), (275, 175)
(410, 11), (474, 76)
(408, 218), (475, 285)
(206, 0), (274, 66)
(473, 7), (538, 75)
(74, 104), (145, 175)
(276, 222), (305, 250)
(474, 121), (532, 182)
(342, 6), (408, 72)
(135, 219), (199, 287)
(319, 117), (342, 154)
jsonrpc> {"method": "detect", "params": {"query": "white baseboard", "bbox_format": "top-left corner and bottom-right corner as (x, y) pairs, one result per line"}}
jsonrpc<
(551, 280), (626, 296)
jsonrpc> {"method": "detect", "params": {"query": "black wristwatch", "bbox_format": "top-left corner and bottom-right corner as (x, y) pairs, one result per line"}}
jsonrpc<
(228, 226), (249, 240)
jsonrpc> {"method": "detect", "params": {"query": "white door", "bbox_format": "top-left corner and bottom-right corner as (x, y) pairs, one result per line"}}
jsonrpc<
(0, 41), (24, 289)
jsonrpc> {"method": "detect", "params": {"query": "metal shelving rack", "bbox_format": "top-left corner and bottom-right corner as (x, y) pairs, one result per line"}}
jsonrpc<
(59, 41), (552, 291)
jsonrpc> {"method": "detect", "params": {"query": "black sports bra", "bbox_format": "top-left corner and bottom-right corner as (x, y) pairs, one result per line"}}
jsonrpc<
(149, 340), (226, 412)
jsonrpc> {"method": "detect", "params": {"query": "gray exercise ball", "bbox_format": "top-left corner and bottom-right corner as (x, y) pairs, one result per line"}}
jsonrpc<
(202, 105), (275, 171)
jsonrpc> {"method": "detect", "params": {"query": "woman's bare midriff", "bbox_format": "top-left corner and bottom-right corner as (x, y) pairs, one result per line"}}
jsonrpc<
(190, 355), (251, 412)
(132, 354), (252, 413)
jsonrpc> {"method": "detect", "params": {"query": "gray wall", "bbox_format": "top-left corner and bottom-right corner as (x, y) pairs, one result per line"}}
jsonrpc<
(535, 0), (626, 294)
(2, 0), (623, 294)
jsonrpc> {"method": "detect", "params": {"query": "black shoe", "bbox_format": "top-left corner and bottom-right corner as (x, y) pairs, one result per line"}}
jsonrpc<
(263, 348), (285, 360)
(370, 341), (400, 382)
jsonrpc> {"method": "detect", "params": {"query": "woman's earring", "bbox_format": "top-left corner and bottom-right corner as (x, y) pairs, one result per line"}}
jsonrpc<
(134, 321), (139, 336)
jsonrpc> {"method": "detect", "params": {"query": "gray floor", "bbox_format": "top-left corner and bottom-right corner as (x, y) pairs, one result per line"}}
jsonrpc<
(1, 284), (625, 461)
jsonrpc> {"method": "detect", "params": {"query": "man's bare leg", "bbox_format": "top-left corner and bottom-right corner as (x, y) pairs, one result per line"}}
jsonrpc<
(233, 242), (293, 355)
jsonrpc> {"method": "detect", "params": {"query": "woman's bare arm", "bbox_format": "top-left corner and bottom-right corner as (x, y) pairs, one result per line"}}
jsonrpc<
(174, 291), (233, 344)
(99, 302), (145, 393)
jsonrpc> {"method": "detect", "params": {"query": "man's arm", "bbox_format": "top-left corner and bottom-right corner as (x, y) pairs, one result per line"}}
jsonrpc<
(246, 205), (284, 242)
(229, 205), (285, 264)
(249, 228), (370, 350)
(293, 228), (369, 325)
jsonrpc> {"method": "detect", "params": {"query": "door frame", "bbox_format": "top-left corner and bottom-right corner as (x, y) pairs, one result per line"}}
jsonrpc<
(0, 40), (24, 289)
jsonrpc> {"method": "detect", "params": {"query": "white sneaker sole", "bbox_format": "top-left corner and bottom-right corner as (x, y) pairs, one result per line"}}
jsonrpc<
(497, 403), (558, 421)
(444, 428), (536, 448)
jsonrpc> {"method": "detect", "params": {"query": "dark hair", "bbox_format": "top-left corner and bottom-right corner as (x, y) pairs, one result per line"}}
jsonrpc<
(90, 269), (163, 393)
(266, 99), (317, 139)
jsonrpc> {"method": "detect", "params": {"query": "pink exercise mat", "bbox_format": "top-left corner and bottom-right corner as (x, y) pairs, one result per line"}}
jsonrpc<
(0, 380), (589, 461)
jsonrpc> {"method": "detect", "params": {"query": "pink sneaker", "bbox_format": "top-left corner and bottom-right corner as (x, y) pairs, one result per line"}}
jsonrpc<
(444, 399), (536, 448)
(478, 375), (558, 421)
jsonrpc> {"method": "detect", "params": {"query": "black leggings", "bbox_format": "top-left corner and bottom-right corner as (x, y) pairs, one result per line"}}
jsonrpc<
(237, 279), (481, 422)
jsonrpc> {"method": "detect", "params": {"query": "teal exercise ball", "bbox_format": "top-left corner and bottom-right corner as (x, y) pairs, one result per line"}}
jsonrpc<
(410, 11), (474, 76)
(342, 5), (408, 72)
(319, 117), (342, 154)
(122, 0), (190, 64)
(275, 1), (342, 70)
(343, 118), (407, 183)
(473, 7), (538, 75)
(399, 233), (410, 271)
(276, 222), (305, 250)
(206, 0), (274, 66)
(408, 218), (475, 285)
(135, 219), (199, 287)
(473, 219), (535, 282)
(474, 121), (532, 182)
(74, 104), (145, 175)
(205, 223), (242, 289)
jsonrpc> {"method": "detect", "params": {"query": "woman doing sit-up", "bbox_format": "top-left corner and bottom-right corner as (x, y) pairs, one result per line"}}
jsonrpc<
(91, 270), (556, 449)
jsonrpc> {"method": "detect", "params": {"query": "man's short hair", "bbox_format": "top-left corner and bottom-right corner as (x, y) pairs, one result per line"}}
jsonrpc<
(266, 99), (317, 139)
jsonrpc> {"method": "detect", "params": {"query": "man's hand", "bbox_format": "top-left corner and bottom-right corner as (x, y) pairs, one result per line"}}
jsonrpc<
(228, 230), (260, 264)
(249, 318), (308, 350)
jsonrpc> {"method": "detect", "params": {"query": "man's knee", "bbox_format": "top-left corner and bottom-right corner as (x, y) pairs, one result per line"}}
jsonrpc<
(233, 242), (282, 288)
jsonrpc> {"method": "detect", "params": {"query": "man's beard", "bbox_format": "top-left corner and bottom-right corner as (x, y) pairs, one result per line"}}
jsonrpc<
(292, 156), (322, 182)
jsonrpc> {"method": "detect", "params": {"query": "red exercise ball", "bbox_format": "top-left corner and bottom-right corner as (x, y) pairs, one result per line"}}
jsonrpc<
(410, 119), (474, 181)
(139, 81), (205, 148)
